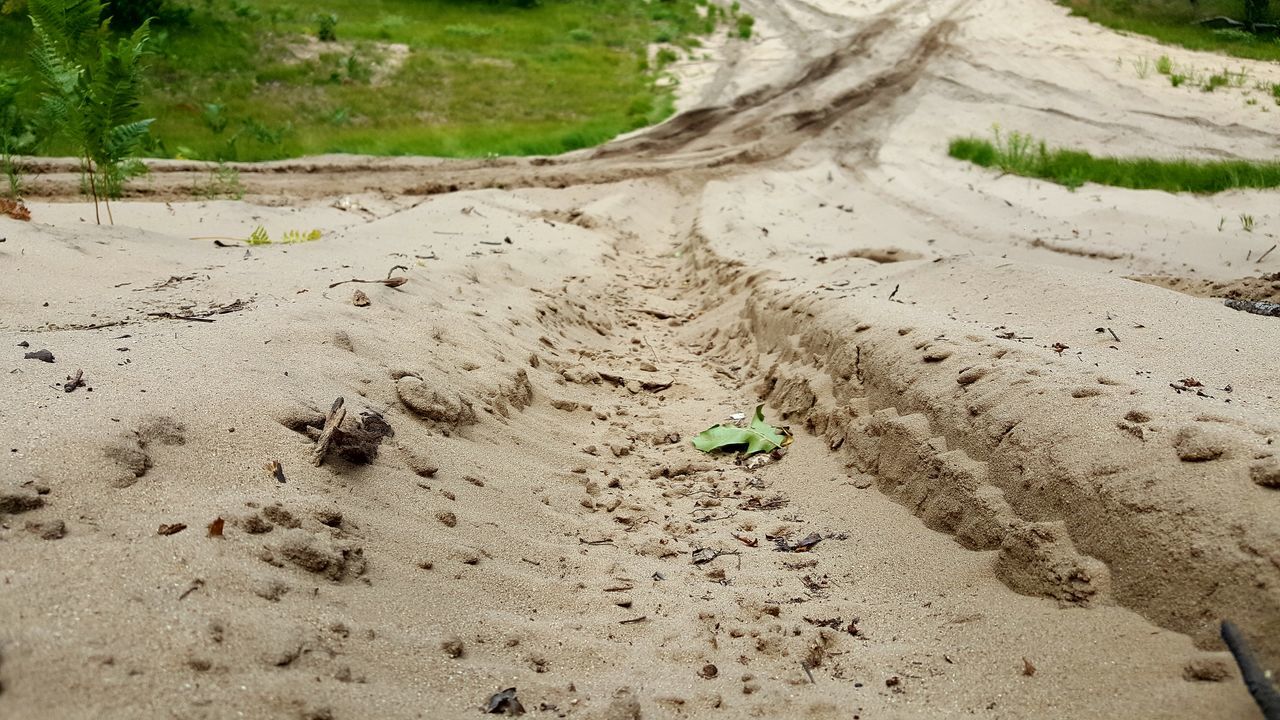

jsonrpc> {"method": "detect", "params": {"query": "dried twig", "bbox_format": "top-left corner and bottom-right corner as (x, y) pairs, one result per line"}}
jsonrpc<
(178, 579), (204, 600)
(328, 277), (408, 289)
(63, 369), (85, 393)
(311, 397), (347, 466)
(1257, 244), (1276, 264)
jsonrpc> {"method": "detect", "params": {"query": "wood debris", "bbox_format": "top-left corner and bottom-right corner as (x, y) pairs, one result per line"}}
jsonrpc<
(311, 397), (347, 466)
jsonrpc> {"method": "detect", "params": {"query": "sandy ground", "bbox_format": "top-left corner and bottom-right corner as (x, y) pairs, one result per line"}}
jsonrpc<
(4, 0), (1280, 717)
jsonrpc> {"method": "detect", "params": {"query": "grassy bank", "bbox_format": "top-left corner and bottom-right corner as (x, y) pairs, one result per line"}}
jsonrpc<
(949, 130), (1280, 193)
(0, 0), (740, 161)
(1059, 0), (1280, 61)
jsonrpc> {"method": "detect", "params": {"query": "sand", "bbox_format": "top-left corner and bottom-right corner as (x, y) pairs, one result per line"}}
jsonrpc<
(3, 0), (1280, 717)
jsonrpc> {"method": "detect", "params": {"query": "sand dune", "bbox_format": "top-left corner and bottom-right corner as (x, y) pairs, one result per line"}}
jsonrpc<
(3, 0), (1279, 717)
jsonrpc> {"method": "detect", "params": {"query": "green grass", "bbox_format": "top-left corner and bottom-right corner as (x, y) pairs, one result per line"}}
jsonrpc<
(0, 0), (725, 160)
(949, 129), (1280, 194)
(1059, 0), (1280, 62)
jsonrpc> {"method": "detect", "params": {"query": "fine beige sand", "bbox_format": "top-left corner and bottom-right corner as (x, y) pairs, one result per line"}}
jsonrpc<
(4, 0), (1280, 718)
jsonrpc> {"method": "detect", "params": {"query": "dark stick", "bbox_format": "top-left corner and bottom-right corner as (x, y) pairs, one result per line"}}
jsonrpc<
(63, 369), (84, 393)
(1107, 327), (1121, 342)
(888, 284), (899, 301)
(1257, 244), (1277, 264)
(1221, 620), (1280, 720)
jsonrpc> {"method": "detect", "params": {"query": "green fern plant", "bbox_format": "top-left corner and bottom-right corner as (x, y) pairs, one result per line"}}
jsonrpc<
(28, 0), (154, 224)
(246, 225), (270, 245)
(0, 72), (35, 199)
(280, 228), (321, 243)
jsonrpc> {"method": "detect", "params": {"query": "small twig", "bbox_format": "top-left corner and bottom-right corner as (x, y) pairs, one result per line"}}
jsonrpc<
(1257, 244), (1276, 264)
(888, 284), (900, 301)
(328, 277), (408, 289)
(1221, 620), (1280, 720)
(642, 336), (660, 362)
(178, 579), (204, 600)
(310, 397), (346, 467)
(801, 662), (816, 684)
(386, 264), (408, 280)
(1107, 327), (1121, 342)
(578, 537), (615, 545)
(63, 369), (85, 393)
(619, 616), (648, 625)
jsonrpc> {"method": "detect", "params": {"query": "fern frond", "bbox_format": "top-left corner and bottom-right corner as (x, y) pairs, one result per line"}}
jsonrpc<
(27, 0), (102, 59)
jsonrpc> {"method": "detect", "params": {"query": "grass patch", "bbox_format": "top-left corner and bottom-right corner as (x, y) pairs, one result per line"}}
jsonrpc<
(0, 0), (730, 160)
(949, 129), (1280, 193)
(1059, 0), (1280, 62)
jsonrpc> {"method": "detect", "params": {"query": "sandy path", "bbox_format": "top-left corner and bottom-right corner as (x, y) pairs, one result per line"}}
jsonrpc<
(4, 0), (1280, 717)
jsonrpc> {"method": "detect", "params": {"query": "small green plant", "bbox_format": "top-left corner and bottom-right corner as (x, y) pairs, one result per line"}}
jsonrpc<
(1132, 56), (1152, 79)
(655, 47), (679, 68)
(246, 225), (270, 245)
(341, 54), (371, 83)
(29, 0), (155, 224)
(1155, 55), (1172, 75)
(327, 107), (351, 126)
(1203, 71), (1229, 92)
(568, 28), (593, 42)
(316, 12), (338, 42)
(1170, 73), (1187, 87)
(1241, 213), (1256, 232)
(241, 117), (289, 148)
(199, 162), (244, 200)
(1271, 82), (1280, 104)
(735, 13), (755, 39)
(201, 102), (229, 135)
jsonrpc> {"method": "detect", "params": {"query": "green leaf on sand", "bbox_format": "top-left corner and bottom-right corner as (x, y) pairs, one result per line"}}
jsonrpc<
(692, 405), (792, 455)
